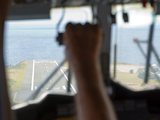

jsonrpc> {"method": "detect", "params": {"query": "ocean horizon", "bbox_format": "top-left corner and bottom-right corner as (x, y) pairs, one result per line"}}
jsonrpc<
(3, 22), (160, 66)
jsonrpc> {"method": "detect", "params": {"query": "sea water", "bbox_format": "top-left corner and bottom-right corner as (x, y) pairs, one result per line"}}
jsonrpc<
(3, 22), (160, 66)
(4, 23), (65, 66)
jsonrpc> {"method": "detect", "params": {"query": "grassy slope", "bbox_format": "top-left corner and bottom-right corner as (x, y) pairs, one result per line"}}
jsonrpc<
(114, 72), (159, 89)
(10, 100), (21, 106)
(6, 60), (28, 91)
(64, 61), (69, 67)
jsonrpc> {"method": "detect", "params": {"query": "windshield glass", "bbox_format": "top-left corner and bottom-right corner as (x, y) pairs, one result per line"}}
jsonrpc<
(4, 6), (92, 106)
(110, 3), (160, 90)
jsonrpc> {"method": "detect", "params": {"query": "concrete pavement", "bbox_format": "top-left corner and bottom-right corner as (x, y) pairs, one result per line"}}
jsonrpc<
(10, 60), (77, 103)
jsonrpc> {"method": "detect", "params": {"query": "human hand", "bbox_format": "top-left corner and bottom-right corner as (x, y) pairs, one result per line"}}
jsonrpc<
(63, 23), (102, 67)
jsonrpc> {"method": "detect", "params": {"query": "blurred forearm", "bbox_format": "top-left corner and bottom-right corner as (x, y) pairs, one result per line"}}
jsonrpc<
(73, 59), (117, 120)
(63, 23), (117, 120)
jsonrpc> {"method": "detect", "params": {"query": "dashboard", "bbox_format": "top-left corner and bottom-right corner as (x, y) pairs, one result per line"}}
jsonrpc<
(12, 81), (160, 120)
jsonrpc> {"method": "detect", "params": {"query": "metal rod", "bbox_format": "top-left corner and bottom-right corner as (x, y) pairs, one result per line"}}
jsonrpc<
(67, 65), (71, 92)
(113, 44), (117, 78)
(56, 1), (66, 33)
(152, 45), (160, 67)
(134, 38), (160, 82)
(134, 39), (160, 66)
(49, 71), (68, 90)
(92, 4), (98, 24)
(113, 25), (118, 79)
(137, 40), (148, 43)
(144, 17), (155, 83)
(25, 59), (66, 102)
(134, 39), (147, 58)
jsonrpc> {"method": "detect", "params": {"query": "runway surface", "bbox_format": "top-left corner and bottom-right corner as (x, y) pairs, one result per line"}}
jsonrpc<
(10, 60), (77, 103)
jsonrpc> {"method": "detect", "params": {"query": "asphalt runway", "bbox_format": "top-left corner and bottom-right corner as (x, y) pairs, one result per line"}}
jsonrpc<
(10, 60), (77, 103)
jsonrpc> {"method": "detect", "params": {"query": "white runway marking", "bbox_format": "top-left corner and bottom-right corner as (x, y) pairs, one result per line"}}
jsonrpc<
(54, 60), (77, 93)
(60, 69), (68, 79)
(31, 60), (35, 91)
(13, 92), (17, 101)
(54, 60), (59, 66)
(62, 86), (66, 90)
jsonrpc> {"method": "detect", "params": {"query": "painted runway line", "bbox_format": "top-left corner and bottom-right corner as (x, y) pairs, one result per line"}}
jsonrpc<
(54, 60), (77, 93)
(13, 92), (17, 101)
(31, 60), (35, 91)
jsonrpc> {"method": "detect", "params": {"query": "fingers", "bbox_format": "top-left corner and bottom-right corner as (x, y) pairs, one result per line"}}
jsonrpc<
(65, 22), (101, 33)
(63, 22), (103, 63)
(93, 24), (102, 33)
(76, 23), (83, 28)
(63, 22), (74, 46)
(85, 22), (90, 26)
(63, 22), (102, 46)
(84, 22), (91, 29)
(66, 22), (74, 31)
(63, 32), (68, 46)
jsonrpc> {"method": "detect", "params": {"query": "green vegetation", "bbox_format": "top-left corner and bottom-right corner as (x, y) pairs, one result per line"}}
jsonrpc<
(138, 71), (145, 79)
(111, 62), (160, 89)
(6, 61), (28, 91)
(64, 61), (69, 67)
(8, 61), (27, 69)
(129, 69), (134, 74)
(141, 83), (145, 87)
(138, 71), (156, 80)
(110, 62), (133, 65)
(114, 72), (159, 89)
(10, 100), (21, 106)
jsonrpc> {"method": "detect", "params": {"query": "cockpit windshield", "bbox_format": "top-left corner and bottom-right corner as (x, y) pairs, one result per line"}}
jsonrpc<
(5, 3), (160, 107)
(4, 6), (92, 106)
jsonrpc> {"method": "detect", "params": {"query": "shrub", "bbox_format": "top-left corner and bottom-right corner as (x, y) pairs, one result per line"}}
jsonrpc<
(129, 69), (134, 74)
(138, 71), (156, 80)
(148, 74), (156, 79)
(138, 71), (145, 79)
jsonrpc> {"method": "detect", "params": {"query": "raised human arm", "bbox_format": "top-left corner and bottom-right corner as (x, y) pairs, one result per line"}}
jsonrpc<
(63, 23), (117, 120)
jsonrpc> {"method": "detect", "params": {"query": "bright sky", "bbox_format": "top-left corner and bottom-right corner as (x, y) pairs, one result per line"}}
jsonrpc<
(117, 10), (153, 28)
(115, 4), (154, 28)
(5, 4), (160, 28)
(5, 6), (92, 28)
